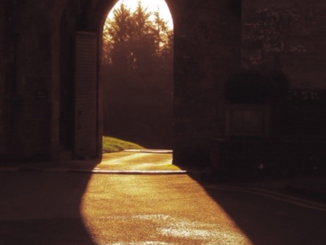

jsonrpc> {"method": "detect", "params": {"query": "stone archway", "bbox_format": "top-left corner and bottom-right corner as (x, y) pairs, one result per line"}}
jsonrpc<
(2, 0), (326, 169)
(56, 0), (242, 164)
(0, 0), (243, 166)
(57, 0), (177, 161)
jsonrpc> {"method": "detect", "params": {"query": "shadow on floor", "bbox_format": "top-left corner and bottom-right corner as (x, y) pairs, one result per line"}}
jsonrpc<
(0, 170), (97, 244)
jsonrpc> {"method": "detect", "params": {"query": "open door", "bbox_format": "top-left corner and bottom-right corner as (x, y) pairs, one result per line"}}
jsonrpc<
(74, 32), (98, 159)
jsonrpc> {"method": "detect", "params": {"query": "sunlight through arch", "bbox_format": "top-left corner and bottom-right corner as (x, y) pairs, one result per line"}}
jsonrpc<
(107, 0), (173, 29)
(101, 0), (174, 150)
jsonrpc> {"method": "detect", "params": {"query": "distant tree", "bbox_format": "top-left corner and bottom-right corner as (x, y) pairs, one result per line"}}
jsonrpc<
(129, 2), (155, 74)
(102, 1), (173, 75)
(103, 3), (133, 72)
(102, 1), (174, 148)
(150, 10), (173, 75)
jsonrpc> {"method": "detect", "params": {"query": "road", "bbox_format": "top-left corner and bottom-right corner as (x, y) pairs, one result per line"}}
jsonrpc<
(0, 172), (325, 245)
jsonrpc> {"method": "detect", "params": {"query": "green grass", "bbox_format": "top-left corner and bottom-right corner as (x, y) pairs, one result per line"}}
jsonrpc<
(102, 136), (145, 153)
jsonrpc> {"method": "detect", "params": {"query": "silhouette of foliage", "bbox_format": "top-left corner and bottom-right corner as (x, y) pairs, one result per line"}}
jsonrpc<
(102, 1), (174, 148)
(103, 1), (173, 75)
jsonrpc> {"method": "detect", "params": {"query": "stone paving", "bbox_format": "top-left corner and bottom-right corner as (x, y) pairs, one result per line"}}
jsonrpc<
(0, 150), (325, 204)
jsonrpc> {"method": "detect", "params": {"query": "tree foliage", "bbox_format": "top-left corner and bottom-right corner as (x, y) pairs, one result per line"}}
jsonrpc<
(102, 1), (174, 148)
(103, 1), (173, 75)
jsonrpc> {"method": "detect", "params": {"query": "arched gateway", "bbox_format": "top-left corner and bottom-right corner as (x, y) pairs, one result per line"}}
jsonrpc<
(0, 0), (242, 165)
(2, 1), (326, 172)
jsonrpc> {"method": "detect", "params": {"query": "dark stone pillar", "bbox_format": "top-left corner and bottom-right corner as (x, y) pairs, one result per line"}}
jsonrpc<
(173, 0), (242, 166)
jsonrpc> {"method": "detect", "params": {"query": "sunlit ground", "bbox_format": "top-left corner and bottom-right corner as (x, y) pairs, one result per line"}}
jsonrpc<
(80, 174), (254, 244)
(87, 0), (252, 241)
(96, 151), (180, 170)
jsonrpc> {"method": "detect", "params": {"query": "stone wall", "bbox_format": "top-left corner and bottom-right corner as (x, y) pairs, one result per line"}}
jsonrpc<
(0, 0), (5, 155)
(242, 0), (326, 89)
(173, 0), (242, 165)
(0, 0), (55, 160)
(0, 0), (22, 159)
(1, 0), (326, 165)
(241, 0), (326, 141)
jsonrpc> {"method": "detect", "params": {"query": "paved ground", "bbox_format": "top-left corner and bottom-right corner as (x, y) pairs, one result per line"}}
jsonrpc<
(0, 151), (325, 244)
(0, 172), (326, 245)
(1, 150), (325, 202)
(0, 151), (179, 171)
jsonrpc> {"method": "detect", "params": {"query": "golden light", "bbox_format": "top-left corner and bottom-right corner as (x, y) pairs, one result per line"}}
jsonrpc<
(107, 0), (173, 29)
(80, 174), (254, 244)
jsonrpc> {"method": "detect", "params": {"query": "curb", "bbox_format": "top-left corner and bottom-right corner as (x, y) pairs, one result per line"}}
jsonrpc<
(0, 167), (190, 175)
(68, 169), (188, 175)
(122, 149), (173, 154)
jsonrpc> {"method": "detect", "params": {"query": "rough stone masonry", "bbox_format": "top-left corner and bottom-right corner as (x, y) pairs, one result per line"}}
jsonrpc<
(1, 0), (326, 168)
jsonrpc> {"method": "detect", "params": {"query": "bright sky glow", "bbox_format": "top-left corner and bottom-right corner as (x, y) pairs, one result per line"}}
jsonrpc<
(107, 0), (173, 29)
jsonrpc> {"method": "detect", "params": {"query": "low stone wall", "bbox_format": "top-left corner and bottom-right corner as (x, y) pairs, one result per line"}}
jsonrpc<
(211, 139), (326, 178)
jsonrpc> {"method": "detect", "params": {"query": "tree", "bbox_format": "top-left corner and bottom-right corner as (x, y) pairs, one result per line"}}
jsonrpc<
(102, 1), (174, 148)
(103, 1), (173, 75)
(152, 10), (173, 75)
(103, 3), (133, 72)
(130, 2), (156, 74)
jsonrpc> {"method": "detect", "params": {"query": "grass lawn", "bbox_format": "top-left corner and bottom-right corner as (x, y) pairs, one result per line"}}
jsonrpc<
(102, 136), (145, 153)
(101, 136), (181, 171)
